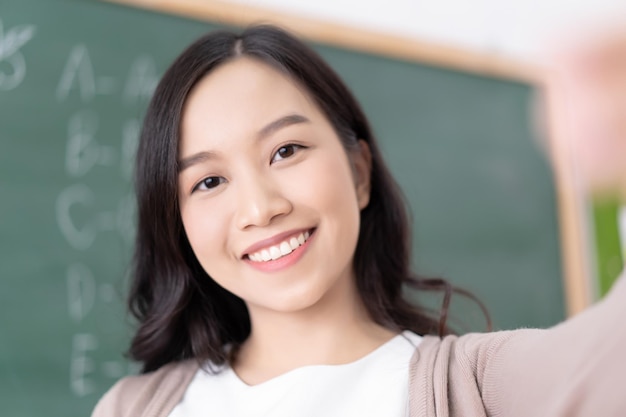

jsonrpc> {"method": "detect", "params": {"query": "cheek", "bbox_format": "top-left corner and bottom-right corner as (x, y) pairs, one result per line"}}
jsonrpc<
(286, 152), (362, 247)
(286, 152), (359, 208)
(181, 201), (230, 266)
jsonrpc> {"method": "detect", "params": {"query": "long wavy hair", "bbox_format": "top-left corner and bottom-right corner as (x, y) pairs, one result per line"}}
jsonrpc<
(129, 24), (486, 373)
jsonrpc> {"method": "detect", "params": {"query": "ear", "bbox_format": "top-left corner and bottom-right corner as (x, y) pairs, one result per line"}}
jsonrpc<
(352, 140), (372, 210)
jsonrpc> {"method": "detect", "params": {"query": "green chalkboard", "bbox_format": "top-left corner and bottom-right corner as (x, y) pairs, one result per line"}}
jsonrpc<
(0, 0), (564, 415)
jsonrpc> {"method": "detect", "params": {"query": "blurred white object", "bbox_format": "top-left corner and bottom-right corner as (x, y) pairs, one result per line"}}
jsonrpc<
(230, 0), (626, 62)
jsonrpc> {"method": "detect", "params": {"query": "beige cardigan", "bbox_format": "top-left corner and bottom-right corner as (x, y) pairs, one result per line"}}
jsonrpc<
(93, 274), (626, 416)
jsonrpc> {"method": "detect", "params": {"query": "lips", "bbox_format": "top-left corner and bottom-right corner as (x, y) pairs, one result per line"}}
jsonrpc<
(243, 228), (316, 273)
(243, 228), (314, 262)
(247, 230), (311, 262)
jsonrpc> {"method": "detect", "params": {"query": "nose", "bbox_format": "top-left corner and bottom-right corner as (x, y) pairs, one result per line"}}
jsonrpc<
(234, 174), (292, 230)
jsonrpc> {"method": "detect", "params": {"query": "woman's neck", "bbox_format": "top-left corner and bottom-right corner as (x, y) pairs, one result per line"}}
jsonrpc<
(232, 280), (397, 386)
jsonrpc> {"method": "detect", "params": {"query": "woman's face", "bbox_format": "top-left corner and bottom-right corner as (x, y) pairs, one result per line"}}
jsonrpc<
(178, 57), (371, 316)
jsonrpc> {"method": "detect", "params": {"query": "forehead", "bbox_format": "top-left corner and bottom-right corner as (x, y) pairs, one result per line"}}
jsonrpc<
(180, 57), (320, 148)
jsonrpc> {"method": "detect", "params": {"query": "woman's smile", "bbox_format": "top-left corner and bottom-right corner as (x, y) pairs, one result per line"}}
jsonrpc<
(243, 228), (312, 261)
(244, 229), (315, 272)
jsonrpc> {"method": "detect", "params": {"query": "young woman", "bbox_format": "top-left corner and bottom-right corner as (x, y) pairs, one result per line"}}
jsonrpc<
(93, 25), (626, 416)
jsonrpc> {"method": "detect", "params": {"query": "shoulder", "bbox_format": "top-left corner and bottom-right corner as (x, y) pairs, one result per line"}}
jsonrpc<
(409, 331), (520, 389)
(91, 359), (199, 417)
(408, 330), (542, 416)
(412, 328), (551, 383)
(411, 330), (532, 365)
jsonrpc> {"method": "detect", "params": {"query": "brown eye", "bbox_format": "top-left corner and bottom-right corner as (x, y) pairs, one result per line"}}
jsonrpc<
(271, 144), (305, 163)
(193, 176), (226, 192)
(278, 146), (295, 158)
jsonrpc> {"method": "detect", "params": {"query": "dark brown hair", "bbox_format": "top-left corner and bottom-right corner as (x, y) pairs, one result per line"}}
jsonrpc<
(129, 24), (487, 373)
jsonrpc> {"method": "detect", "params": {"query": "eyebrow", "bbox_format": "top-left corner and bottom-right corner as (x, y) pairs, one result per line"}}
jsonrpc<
(178, 151), (215, 172)
(178, 113), (310, 173)
(257, 113), (310, 140)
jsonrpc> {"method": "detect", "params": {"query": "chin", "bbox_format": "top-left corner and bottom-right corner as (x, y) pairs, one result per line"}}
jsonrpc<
(251, 287), (328, 315)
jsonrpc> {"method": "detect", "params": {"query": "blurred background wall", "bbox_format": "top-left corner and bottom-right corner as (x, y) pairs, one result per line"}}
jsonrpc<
(225, 0), (626, 61)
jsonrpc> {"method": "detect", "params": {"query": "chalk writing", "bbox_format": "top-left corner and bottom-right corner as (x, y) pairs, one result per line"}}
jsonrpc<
(67, 263), (96, 322)
(56, 45), (94, 102)
(56, 45), (118, 102)
(66, 265), (118, 321)
(56, 184), (96, 251)
(124, 55), (158, 103)
(0, 18), (36, 91)
(65, 110), (116, 177)
(70, 333), (98, 397)
(56, 43), (156, 397)
(56, 184), (136, 250)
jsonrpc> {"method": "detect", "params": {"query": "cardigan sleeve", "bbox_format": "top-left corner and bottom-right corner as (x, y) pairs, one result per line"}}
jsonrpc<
(409, 271), (626, 416)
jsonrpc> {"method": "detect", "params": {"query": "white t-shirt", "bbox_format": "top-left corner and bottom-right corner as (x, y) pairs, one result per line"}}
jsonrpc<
(169, 331), (422, 417)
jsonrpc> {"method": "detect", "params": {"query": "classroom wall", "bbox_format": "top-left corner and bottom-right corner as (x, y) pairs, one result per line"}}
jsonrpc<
(227, 0), (626, 60)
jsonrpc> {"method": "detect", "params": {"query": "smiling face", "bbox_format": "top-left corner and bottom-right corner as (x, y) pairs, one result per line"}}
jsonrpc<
(178, 57), (371, 316)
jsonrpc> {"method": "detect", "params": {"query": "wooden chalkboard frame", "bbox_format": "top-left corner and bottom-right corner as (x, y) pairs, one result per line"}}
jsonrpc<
(103, 0), (541, 82)
(102, 0), (591, 316)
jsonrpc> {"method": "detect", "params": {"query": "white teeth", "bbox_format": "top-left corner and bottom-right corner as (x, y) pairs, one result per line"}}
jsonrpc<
(247, 231), (311, 263)
(280, 242), (292, 255)
(270, 246), (281, 260)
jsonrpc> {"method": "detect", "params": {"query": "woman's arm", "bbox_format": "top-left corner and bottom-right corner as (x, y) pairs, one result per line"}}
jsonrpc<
(490, 272), (626, 416)
(410, 27), (626, 416)
(409, 272), (626, 417)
